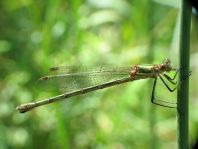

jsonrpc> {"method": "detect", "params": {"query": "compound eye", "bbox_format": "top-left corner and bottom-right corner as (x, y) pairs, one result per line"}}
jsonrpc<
(161, 64), (165, 68)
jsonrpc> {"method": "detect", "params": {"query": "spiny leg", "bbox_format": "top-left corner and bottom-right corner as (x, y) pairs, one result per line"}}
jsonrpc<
(151, 78), (177, 108)
(163, 73), (177, 85)
(176, 67), (192, 81)
(164, 70), (178, 80)
(163, 69), (191, 85)
(151, 68), (191, 108)
(181, 70), (192, 81)
(158, 75), (177, 92)
(162, 71), (178, 85)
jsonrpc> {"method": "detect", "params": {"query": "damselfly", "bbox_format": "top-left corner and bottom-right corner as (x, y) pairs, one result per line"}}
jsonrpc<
(16, 59), (178, 113)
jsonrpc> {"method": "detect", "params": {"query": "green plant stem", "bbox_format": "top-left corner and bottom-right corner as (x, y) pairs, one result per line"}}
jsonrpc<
(177, 0), (191, 149)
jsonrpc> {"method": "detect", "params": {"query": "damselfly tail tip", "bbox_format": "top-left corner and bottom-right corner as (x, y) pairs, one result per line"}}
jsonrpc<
(16, 105), (28, 113)
(16, 103), (36, 113)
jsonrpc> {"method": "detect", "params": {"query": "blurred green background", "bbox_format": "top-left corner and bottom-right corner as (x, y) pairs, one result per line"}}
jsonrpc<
(0, 0), (198, 149)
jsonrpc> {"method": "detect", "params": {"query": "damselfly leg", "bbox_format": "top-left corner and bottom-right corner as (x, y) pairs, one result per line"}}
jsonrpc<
(162, 71), (178, 85)
(158, 75), (177, 92)
(176, 67), (192, 81)
(151, 71), (178, 108)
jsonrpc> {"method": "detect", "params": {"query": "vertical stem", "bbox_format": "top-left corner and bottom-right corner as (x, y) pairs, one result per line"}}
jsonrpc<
(177, 0), (191, 149)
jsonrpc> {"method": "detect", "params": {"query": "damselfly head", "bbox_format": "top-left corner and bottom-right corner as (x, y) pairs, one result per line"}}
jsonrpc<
(161, 58), (174, 71)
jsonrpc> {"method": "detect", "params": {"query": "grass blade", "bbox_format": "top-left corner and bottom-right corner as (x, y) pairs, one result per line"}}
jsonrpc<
(177, 0), (192, 149)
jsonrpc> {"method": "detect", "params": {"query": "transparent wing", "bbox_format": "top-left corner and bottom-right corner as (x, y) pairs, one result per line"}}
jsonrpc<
(37, 66), (131, 93)
(49, 66), (131, 74)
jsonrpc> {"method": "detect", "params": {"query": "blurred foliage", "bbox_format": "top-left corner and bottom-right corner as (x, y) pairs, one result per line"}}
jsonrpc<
(0, 0), (198, 149)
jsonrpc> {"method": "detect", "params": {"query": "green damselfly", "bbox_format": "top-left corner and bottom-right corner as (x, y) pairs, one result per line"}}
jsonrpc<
(16, 59), (178, 113)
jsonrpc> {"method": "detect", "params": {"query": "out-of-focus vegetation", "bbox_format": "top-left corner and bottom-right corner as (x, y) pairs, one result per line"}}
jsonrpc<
(0, 0), (197, 148)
